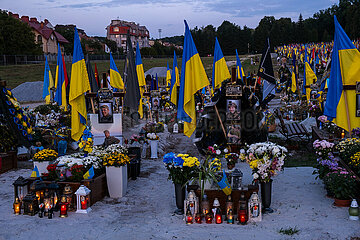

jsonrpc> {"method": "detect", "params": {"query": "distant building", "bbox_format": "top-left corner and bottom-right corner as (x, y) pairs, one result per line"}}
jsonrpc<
(106, 20), (150, 50)
(9, 13), (69, 54)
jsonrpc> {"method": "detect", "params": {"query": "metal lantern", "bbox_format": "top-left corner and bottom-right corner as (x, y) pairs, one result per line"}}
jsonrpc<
(173, 123), (179, 133)
(201, 194), (210, 216)
(23, 193), (39, 216)
(13, 197), (21, 215)
(248, 192), (262, 222)
(59, 196), (68, 218)
(184, 190), (198, 221)
(30, 180), (46, 204)
(75, 185), (92, 214)
(225, 195), (233, 220)
(238, 192), (248, 225)
(349, 199), (359, 221)
(13, 176), (29, 202)
(227, 209), (234, 224)
(212, 198), (222, 224)
(63, 184), (73, 210)
(231, 169), (243, 190)
(47, 182), (60, 210)
(43, 189), (53, 216)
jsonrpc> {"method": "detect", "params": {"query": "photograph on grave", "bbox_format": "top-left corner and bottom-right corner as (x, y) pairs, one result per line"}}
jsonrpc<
(226, 85), (242, 97)
(98, 102), (114, 123)
(227, 124), (241, 144)
(152, 97), (160, 112)
(226, 99), (241, 121)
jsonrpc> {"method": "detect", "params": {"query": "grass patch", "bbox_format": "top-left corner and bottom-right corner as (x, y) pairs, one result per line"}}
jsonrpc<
(0, 55), (259, 89)
(278, 227), (300, 235)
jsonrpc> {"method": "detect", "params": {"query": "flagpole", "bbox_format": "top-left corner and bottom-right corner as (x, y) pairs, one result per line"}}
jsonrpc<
(207, 86), (227, 138)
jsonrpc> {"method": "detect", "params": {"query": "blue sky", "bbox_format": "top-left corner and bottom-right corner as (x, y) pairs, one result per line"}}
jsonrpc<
(3, 0), (338, 38)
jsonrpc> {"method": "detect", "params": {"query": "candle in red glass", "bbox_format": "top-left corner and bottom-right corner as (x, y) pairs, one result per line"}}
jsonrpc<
(186, 209), (193, 224)
(81, 199), (87, 209)
(215, 208), (222, 224)
(205, 213), (213, 224)
(238, 209), (248, 225)
(195, 213), (201, 224)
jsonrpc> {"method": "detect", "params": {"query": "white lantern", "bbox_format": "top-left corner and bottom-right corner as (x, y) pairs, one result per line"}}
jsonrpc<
(248, 192), (262, 222)
(75, 185), (92, 214)
(173, 123), (179, 133)
(184, 190), (199, 221)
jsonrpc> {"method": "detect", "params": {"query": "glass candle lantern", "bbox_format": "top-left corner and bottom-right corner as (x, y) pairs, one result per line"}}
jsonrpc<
(195, 213), (202, 224)
(205, 213), (213, 224)
(47, 182), (60, 209)
(38, 203), (44, 218)
(43, 190), (53, 216)
(227, 209), (234, 224)
(56, 164), (67, 181)
(23, 193), (39, 216)
(186, 209), (193, 224)
(75, 185), (92, 214)
(238, 193), (248, 225)
(349, 199), (359, 221)
(30, 180), (46, 204)
(63, 184), (73, 211)
(13, 176), (29, 202)
(248, 192), (262, 223)
(225, 195), (233, 220)
(13, 197), (21, 215)
(215, 208), (222, 224)
(59, 196), (68, 218)
(231, 169), (243, 190)
(201, 194), (210, 216)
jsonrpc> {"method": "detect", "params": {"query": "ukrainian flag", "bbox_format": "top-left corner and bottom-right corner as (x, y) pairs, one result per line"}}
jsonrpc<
(83, 166), (95, 180)
(170, 51), (179, 106)
(324, 16), (360, 132)
(54, 43), (67, 111)
(302, 46), (317, 102)
(42, 56), (54, 104)
(31, 166), (39, 178)
(217, 170), (232, 195)
(212, 37), (230, 89)
(291, 50), (297, 93)
(69, 27), (91, 141)
(177, 20), (209, 137)
(166, 61), (171, 88)
(235, 49), (245, 84)
(136, 42), (146, 118)
(110, 52), (124, 90)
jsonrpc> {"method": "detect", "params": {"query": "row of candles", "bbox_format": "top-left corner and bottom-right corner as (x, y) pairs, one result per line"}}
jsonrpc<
(184, 191), (262, 225)
(12, 176), (92, 217)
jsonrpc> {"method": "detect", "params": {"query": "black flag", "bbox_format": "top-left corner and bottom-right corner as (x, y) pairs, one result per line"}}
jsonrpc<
(123, 33), (141, 110)
(257, 38), (276, 104)
(86, 55), (99, 92)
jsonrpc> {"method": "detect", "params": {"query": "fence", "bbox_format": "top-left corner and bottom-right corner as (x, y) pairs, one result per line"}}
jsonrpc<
(0, 54), (174, 66)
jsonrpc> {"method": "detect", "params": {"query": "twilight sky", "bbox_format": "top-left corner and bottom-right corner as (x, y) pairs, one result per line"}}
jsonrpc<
(2, 0), (338, 38)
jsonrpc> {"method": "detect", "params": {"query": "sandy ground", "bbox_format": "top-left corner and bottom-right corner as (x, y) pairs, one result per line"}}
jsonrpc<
(0, 123), (359, 240)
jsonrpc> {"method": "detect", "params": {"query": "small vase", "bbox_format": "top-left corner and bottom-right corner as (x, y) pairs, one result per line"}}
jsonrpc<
(174, 183), (186, 215)
(260, 180), (274, 213)
(150, 140), (158, 159)
(106, 165), (128, 198)
(333, 198), (351, 207)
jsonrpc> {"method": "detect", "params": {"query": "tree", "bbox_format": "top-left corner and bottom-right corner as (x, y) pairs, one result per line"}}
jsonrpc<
(0, 10), (42, 55)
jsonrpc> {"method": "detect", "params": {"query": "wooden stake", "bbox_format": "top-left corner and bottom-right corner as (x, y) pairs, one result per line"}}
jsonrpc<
(90, 98), (95, 114)
(343, 90), (352, 137)
(206, 85), (226, 138)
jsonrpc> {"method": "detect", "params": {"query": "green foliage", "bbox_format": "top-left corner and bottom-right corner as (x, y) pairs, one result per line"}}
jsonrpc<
(324, 170), (359, 200)
(278, 227), (300, 235)
(33, 104), (62, 115)
(54, 25), (74, 54)
(0, 9), (42, 55)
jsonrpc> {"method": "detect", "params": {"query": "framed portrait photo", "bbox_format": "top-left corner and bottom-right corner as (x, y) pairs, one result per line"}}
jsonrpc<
(226, 85), (242, 97)
(227, 124), (241, 144)
(226, 99), (241, 122)
(98, 102), (113, 124)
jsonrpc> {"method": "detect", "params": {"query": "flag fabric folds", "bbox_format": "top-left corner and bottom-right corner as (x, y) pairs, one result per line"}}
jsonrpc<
(177, 20), (209, 137)
(83, 166), (95, 180)
(94, 63), (100, 87)
(291, 50), (297, 93)
(86, 55), (99, 93)
(235, 49), (245, 84)
(110, 52), (124, 90)
(166, 61), (171, 88)
(258, 38), (276, 102)
(123, 33), (141, 110)
(170, 51), (180, 105)
(69, 27), (91, 141)
(43, 56), (54, 104)
(324, 16), (360, 132)
(217, 170), (232, 195)
(136, 42), (146, 118)
(303, 46), (317, 102)
(54, 44), (68, 110)
(31, 166), (39, 178)
(212, 37), (230, 89)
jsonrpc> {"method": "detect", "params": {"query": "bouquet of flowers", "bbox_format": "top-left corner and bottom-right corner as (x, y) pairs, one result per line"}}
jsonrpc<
(225, 153), (238, 166)
(78, 128), (93, 153)
(206, 144), (228, 159)
(128, 134), (147, 145)
(335, 138), (360, 163)
(69, 164), (85, 182)
(102, 152), (130, 167)
(313, 154), (339, 180)
(245, 142), (287, 182)
(313, 140), (334, 158)
(33, 149), (58, 162)
(146, 133), (159, 140)
(163, 152), (200, 185)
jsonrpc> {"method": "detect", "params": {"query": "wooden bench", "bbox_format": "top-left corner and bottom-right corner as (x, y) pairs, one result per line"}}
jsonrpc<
(275, 109), (310, 140)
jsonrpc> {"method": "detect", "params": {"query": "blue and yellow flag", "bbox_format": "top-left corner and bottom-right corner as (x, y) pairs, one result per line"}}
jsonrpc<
(136, 42), (146, 118)
(177, 21), (209, 137)
(54, 43), (67, 111)
(110, 52), (124, 90)
(83, 166), (95, 180)
(291, 50), (297, 93)
(69, 27), (91, 141)
(302, 45), (317, 101)
(31, 166), (40, 178)
(235, 49), (245, 84)
(42, 56), (54, 104)
(212, 37), (230, 89)
(324, 16), (360, 132)
(217, 170), (232, 195)
(166, 61), (171, 88)
(170, 51), (179, 106)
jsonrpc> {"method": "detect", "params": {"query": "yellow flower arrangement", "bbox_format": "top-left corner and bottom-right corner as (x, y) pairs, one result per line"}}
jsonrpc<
(350, 152), (360, 167)
(209, 158), (221, 172)
(182, 156), (200, 167)
(33, 149), (58, 162)
(102, 152), (130, 167)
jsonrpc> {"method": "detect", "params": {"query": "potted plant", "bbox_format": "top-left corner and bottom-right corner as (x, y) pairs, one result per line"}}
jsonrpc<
(103, 146), (130, 198)
(33, 149), (58, 176)
(163, 152), (200, 214)
(147, 133), (159, 159)
(244, 142), (287, 213)
(324, 169), (359, 207)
